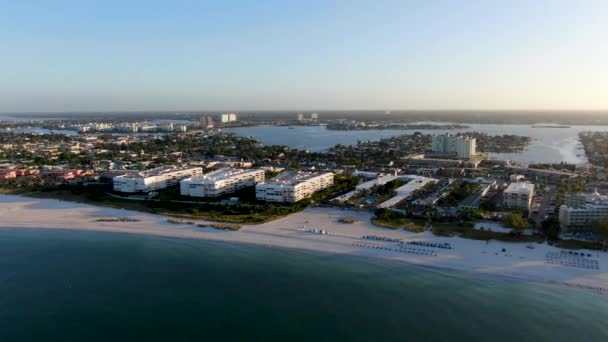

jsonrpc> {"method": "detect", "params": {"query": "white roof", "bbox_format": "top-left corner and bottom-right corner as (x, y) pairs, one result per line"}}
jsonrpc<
(378, 175), (437, 208)
(261, 171), (332, 186)
(505, 182), (535, 194)
(356, 175), (399, 191)
(115, 166), (201, 179)
(190, 168), (262, 182)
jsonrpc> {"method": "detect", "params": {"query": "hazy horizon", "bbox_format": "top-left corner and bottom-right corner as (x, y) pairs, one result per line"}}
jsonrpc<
(4, 109), (608, 114)
(2, 1), (607, 112)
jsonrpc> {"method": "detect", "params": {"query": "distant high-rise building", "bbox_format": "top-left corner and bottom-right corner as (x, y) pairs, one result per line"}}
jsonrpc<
(431, 134), (476, 159)
(200, 115), (214, 128)
(455, 136), (476, 158)
(297, 113), (304, 121)
(310, 113), (318, 121)
(221, 113), (238, 123)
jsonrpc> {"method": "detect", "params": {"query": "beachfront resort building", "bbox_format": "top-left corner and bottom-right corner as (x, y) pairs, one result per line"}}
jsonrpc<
(180, 168), (265, 198)
(113, 166), (203, 193)
(432, 134), (476, 159)
(559, 191), (608, 230)
(256, 171), (334, 203)
(503, 182), (535, 210)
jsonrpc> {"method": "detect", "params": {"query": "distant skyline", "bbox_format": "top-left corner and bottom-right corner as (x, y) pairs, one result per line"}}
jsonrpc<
(1, 0), (607, 112)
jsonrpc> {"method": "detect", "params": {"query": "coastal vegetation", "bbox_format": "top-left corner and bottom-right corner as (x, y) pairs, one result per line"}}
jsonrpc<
(11, 175), (358, 224)
(326, 122), (469, 130)
(204, 223), (242, 230)
(369, 208), (606, 250)
(431, 221), (543, 243)
(94, 217), (140, 222)
(372, 179), (407, 203)
(528, 162), (576, 171)
(554, 239), (605, 250)
(502, 212), (529, 230)
(167, 218), (242, 230)
(436, 181), (480, 207)
(328, 132), (531, 171)
(372, 209), (426, 233)
(456, 132), (532, 153)
(579, 131), (608, 167)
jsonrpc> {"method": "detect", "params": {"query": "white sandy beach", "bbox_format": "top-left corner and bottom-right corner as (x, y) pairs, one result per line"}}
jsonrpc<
(1, 194), (607, 293)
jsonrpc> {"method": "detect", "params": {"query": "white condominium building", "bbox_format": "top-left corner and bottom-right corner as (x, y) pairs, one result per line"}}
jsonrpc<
(559, 192), (608, 230)
(256, 171), (334, 203)
(113, 166), (203, 193)
(503, 181), (535, 210)
(221, 113), (238, 123)
(432, 134), (476, 159)
(180, 168), (265, 198)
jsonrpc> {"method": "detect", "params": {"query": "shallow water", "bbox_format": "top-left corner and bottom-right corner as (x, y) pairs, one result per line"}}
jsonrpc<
(0, 228), (606, 341)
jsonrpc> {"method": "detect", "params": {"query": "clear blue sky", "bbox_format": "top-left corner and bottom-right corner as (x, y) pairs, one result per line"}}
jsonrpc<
(1, 0), (607, 112)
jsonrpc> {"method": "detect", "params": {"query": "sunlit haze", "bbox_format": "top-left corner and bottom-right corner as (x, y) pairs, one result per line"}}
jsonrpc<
(1, 0), (607, 112)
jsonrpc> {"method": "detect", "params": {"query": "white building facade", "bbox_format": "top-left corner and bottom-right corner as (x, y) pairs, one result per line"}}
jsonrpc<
(256, 172), (334, 203)
(432, 134), (476, 159)
(221, 113), (238, 123)
(180, 168), (265, 198)
(503, 182), (535, 210)
(113, 166), (203, 193)
(559, 192), (608, 230)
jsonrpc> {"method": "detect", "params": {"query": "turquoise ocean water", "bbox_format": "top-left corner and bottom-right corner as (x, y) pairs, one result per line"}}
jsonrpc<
(0, 228), (606, 341)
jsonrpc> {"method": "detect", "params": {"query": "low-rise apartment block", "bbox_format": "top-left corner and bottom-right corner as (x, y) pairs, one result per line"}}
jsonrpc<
(256, 171), (334, 203)
(559, 192), (608, 230)
(180, 168), (265, 198)
(113, 166), (202, 193)
(503, 182), (535, 210)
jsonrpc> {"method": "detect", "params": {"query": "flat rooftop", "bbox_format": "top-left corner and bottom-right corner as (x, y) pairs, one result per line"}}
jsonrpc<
(262, 171), (332, 186)
(116, 166), (200, 179)
(505, 182), (535, 194)
(377, 175), (437, 208)
(190, 168), (261, 182)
